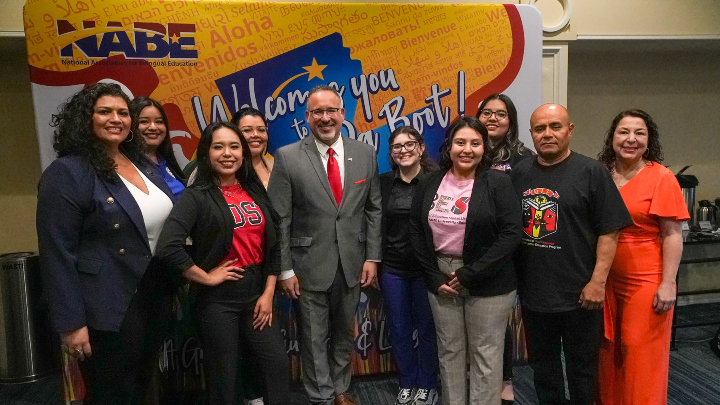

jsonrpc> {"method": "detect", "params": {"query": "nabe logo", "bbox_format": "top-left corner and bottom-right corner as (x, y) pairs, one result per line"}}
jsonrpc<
(57, 20), (198, 60)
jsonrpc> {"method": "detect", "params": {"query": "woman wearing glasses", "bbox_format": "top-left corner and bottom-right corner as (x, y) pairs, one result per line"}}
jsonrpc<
(232, 107), (273, 188)
(230, 107), (272, 405)
(379, 126), (440, 405)
(410, 116), (522, 405)
(476, 94), (533, 404)
(476, 94), (533, 174)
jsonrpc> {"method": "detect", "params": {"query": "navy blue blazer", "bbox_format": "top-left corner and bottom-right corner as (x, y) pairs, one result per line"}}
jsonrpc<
(36, 155), (173, 333)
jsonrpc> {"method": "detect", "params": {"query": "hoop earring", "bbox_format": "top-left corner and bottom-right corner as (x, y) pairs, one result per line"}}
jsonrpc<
(125, 131), (134, 142)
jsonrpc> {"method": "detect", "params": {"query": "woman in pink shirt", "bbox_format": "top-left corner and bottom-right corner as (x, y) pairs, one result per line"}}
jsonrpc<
(410, 116), (522, 405)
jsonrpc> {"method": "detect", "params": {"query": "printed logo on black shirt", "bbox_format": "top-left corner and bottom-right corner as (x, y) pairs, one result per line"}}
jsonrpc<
(521, 188), (559, 245)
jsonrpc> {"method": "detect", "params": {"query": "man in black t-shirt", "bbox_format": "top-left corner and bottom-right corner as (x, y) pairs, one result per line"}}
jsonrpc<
(511, 104), (631, 405)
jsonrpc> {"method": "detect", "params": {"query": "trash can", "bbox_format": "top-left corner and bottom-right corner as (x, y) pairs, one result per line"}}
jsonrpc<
(0, 252), (58, 383)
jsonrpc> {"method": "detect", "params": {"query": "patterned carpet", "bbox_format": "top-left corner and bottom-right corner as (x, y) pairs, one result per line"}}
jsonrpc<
(2, 303), (719, 405)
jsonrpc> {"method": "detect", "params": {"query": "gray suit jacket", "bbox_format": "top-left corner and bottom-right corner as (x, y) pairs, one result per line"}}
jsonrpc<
(268, 135), (382, 291)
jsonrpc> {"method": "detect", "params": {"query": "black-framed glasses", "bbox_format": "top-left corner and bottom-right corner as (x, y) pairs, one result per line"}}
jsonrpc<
(240, 126), (268, 136)
(309, 108), (340, 118)
(479, 109), (508, 120)
(390, 141), (419, 153)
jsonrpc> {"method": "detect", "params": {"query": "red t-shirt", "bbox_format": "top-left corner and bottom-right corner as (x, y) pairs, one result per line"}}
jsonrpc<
(219, 183), (265, 267)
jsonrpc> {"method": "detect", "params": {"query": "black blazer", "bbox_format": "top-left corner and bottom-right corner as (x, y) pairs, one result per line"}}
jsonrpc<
(37, 155), (173, 333)
(156, 185), (280, 291)
(410, 169), (522, 296)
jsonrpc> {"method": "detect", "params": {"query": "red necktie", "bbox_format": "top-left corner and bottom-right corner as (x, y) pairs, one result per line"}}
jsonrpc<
(327, 147), (343, 205)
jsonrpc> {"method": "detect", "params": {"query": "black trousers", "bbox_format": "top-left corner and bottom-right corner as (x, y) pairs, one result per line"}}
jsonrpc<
(522, 307), (603, 405)
(81, 262), (171, 405)
(195, 281), (290, 405)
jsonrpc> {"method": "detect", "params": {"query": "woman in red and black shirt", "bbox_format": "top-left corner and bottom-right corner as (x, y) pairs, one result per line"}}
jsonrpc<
(157, 121), (289, 405)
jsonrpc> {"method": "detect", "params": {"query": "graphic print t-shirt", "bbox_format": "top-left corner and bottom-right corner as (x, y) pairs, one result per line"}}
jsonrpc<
(219, 183), (265, 267)
(428, 171), (474, 257)
(511, 152), (632, 312)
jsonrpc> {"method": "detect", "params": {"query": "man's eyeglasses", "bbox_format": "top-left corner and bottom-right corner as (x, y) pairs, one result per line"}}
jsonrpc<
(309, 108), (340, 118)
(240, 126), (268, 136)
(479, 109), (508, 120)
(390, 141), (419, 153)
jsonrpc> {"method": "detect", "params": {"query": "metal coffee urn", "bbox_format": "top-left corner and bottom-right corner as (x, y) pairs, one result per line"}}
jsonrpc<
(0, 252), (58, 383)
(676, 166), (699, 225)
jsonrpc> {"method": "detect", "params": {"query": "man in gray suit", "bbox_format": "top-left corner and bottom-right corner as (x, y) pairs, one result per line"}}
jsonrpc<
(268, 85), (382, 405)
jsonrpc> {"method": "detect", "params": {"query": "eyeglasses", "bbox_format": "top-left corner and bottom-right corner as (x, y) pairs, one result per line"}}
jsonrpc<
(240, 126), (268, 136)
(309, 108), (340, 118)
(390, 141), (419, 153)
(479, 109), (508, 120)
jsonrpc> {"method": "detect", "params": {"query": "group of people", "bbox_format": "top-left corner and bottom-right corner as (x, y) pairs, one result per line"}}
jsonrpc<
(37, 82), (688, 405)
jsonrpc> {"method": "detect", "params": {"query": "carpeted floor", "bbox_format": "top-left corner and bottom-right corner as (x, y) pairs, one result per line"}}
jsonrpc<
(2, 303), (719, 405)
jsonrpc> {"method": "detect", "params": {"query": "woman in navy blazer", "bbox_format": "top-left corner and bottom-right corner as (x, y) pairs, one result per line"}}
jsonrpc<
(37, 83), (175, 404)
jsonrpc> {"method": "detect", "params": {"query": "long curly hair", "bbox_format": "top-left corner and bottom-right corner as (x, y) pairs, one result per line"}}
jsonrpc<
(51, 83), (143, 182)
(438, 116), (489, 174)
(597, 109), (664, 170)
(387, 126), (439, 172)
(476, 93), (532, 165)
(129, 96), (185, 180)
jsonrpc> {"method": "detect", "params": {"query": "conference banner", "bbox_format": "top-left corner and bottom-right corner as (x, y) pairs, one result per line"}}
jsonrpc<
(24, 0), (541, 401)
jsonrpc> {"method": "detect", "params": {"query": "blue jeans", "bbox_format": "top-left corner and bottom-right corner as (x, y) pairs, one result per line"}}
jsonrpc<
(380, 268), (439, 390)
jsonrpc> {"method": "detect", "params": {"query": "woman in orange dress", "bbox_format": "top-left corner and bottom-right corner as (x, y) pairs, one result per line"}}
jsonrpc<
(596, 109), (689, 404)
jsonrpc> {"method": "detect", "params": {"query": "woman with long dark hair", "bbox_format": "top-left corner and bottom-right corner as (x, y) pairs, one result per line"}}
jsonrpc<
(37, 83), (175, 403)
(476, 94), (533, 403)
(232, 107), (273, 188)
(410, 116), (522, 405)
(476, 93), (533, 172)
(129, 96), (186, 200)
(596, 110), (688, 404)
(380, 126), (439, 405)
(157, 122), (290, 405)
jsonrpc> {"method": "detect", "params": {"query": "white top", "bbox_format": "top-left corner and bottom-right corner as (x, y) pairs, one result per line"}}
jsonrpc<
(314, 135), (345, 188)
(118, 164), (174, 255)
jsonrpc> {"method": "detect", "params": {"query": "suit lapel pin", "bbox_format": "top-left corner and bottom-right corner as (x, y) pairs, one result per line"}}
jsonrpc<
(348, 158), (352, 161)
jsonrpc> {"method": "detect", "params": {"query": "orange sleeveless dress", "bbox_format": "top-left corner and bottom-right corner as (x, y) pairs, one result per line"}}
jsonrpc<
(597, 163), (689, 405)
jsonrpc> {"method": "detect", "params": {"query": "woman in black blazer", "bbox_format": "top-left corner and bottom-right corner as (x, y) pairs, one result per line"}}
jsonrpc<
(410, 116), (522, 405)
(37, 83), (175, 404)
(156, 121), (289, 405)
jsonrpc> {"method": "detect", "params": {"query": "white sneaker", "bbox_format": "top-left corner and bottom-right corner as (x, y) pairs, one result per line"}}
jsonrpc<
(412, 388), (438, 405)
(245, 398), (264, 405)
(396, 388), (415, 405)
